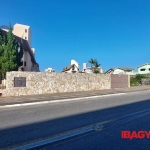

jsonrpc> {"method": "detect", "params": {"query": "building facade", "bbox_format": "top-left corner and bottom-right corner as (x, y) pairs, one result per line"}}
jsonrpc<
(138, 63), (150, 74)
(0, 23), (39, 72)
(82, 63), (103, 73)
(45, 68), (55, 72)
(105, 67), (134, 75)
(62, 60), (79, 73)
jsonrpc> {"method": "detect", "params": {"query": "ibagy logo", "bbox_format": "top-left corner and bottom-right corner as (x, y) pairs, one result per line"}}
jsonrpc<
(121, 131), (150, 140)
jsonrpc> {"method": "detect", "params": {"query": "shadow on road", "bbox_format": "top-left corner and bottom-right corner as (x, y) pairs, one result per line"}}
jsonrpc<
(0, 98), (150, 149)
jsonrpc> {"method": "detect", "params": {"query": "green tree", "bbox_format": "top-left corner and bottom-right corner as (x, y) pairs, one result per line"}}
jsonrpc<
(0, 24), (23, 79)
(88, 58), (96, 67)
(93, 60), (101, 74)
(94, 61), (100, 68)
(88, 58), (101, 74)
(0, 29), (5, 78)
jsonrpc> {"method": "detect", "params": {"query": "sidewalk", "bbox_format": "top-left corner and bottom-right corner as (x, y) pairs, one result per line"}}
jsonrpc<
(0, 86), (150, 107)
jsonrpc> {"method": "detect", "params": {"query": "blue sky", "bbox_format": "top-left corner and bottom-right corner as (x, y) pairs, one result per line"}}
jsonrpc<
(1, 0), (150, 72)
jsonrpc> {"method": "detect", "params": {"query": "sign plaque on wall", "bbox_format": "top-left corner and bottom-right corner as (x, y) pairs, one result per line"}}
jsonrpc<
(14, 77), (26, 87)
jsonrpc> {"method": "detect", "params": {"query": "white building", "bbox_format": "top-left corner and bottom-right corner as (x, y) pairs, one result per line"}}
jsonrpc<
(105, 67), (134, 75)
(0, 23), (39, 72)
(138, 63), (150, 74)
(62, 60), (79, 73)
(71, 60), (79, 69)
(82, 63), (103, 73)
(45, 68), (55, 72)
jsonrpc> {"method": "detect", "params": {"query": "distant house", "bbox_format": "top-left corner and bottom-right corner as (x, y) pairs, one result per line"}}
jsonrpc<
(104, 68), (114, 74)
(0, 23), (39, 72)
(105, 67), (134, 75)
(62, 60), (79, 73)
(82, 63), (103, 73)
(45, 68), (55, 72)
(138, 63), (150, 74)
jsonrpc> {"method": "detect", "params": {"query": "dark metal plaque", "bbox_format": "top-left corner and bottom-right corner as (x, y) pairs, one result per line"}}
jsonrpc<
(14, 77), (26, 87)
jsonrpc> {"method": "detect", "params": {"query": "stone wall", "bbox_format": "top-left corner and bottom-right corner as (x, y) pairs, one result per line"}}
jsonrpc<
(2, 72), (111, 97)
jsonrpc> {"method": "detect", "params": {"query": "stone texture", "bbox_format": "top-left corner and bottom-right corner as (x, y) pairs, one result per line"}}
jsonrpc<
(2, 72), (111, 97)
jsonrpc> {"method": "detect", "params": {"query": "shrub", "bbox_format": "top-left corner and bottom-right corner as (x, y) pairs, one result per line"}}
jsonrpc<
(130, 74), (149, 86)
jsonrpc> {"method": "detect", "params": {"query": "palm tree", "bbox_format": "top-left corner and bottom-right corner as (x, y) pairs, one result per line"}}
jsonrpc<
(88, 59), (101, 74)
(88, 58), (96, 67)
(94, 61), (100, 68)
(94, 61), (101, 73)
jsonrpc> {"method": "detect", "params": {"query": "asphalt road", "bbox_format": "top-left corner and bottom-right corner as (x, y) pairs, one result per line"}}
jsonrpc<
(0, 90), (150, 149)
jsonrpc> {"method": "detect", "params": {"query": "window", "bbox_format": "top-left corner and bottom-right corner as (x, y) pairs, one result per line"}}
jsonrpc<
(24, 61), (26, 66)
(25, 37), (27, 40)
(149, 68), (150, 71)
(140, 68), (145, 71)
(25, 29), (27, 33)
(21, 67), (24, 71)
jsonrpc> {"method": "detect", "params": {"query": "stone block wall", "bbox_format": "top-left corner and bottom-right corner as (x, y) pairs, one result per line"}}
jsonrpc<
(2, 72), (111, 97)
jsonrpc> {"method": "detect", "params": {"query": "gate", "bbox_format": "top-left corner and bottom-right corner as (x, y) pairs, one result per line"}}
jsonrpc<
(111, 74), (129, 88)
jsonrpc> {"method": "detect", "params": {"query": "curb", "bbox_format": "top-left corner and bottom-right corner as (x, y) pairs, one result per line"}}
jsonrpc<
(0, 93), (126, 109)
(0, 90), (149, 109)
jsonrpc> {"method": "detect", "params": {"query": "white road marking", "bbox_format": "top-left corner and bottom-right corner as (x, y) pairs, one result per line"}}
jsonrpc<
(11, 127), (94, 150)
(0, 90), (150, 109)
(0, 93), (126, 109)
(10, 108), (150, 150)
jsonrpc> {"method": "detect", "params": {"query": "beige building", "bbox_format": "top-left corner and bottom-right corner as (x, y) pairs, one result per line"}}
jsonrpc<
(0, 23), (39, 72)
(13, 24), (32, 46)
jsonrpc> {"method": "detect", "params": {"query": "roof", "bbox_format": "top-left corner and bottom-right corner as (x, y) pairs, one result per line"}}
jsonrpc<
(62, 64), (78, 72)
(104, 68), (114, 74)
(14, 23), (30, 28)
(118, 67), (134, 71)
(0, 28), (36, 64)
(104, 67), (133, 74)
(87, 66), (102, 69)
(63, 64), (74, 72)
(0, 25), (13, 30)
(138, 63), (150, 68)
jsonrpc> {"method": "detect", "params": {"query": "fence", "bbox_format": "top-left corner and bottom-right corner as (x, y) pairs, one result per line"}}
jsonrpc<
(2, 72), (111, 97)
(1, 72), (131, 97)
(141, 79), (150, 85)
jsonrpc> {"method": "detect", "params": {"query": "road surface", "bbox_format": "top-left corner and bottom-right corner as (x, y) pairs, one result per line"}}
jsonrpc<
(0, 90), (150, 149)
